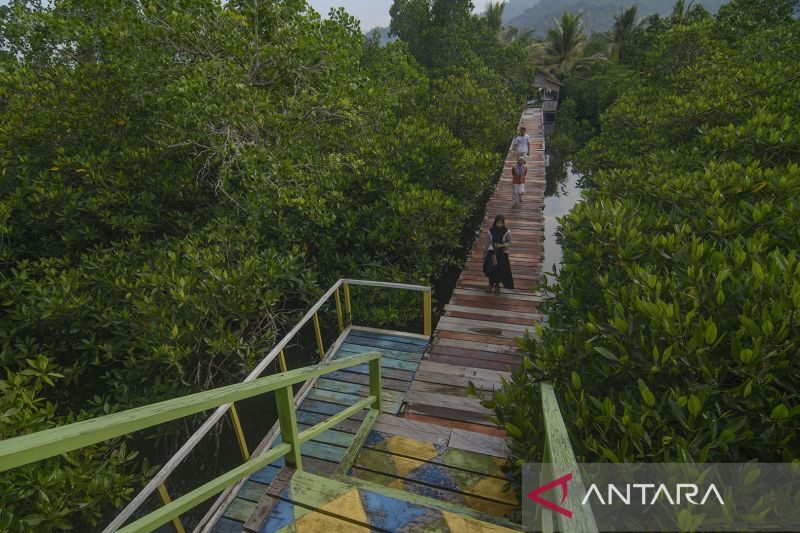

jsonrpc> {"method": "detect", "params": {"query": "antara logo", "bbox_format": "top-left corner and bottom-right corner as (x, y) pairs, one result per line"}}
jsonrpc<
(527, 472), (574, 518)
(582, 483), (725, 506)
(527, 473), (725, 519)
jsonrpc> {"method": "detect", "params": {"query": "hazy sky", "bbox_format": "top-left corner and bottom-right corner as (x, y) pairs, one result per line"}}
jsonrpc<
(307, 0), (496, 31)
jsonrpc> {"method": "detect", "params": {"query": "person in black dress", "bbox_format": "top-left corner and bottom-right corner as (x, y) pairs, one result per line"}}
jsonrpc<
(483, 215), (514, 292)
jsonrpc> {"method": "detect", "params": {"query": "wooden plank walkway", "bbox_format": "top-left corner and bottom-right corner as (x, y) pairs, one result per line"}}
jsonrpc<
(207, 107), (545, 532)
(404, 107), (546, 430)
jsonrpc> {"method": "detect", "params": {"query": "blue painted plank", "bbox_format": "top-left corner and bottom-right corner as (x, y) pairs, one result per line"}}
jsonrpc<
(274, 433), (348, 463)
(333, 350), (419, 371)
(360, 486), (435, 531)
(211, 516), (244, 533)
(297, 399), (360, 418)
(314, 378), (406, 404)
(338, 343), (424, 363)
(334, 363), (415, 382)
(342, 335), (427, 354)
(259, 494), (295, 532)
(348, 329), (429, 346)
(306, 388), (401, 414)
(296, 408), (362, 433)
(250, 464), (282, 484)
(323, 369), (410, 392)
(297, 423), (355, 448)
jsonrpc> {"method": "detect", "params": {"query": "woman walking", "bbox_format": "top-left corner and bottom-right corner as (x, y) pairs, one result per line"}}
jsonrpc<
(483, 215), (514, 292)
(511, 156), (527, 207)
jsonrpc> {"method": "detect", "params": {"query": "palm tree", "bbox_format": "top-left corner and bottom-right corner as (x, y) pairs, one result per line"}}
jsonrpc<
(609, 5), (640, 62)
(536, 12), (592, 78)
(671, 0), (695, 21)
(485, 1), (507, 36)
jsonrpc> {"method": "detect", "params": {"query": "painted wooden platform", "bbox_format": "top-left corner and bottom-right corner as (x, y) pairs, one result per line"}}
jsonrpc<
(346, 427), (519, 521)
(405, 107), (546, 430)
(210, 328), (429, 531)
(259, 470), (519, 532)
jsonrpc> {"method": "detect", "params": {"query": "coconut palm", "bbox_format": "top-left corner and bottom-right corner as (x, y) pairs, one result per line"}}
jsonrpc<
(534, 12), (600, 78)
(485, 1), (507, 35)
(671, 0), (696, 21)
(609, 5), (640, 62)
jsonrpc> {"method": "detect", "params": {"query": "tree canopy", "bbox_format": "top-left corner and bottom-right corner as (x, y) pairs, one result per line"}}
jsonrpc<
(0, 0), (532, 529)
(485, 0), (800, 480)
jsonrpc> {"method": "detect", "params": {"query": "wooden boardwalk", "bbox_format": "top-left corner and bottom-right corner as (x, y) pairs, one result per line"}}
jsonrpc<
(205, 107), (546, 532)
(404, 107), (546, 431)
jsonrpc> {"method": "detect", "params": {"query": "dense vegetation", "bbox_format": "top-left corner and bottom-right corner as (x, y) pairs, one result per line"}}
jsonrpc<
(0, 0), (532, 529)
(486, 0), (800, 476)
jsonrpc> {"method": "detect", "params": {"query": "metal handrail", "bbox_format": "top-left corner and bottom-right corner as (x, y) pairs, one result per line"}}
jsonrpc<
(101, 278), (430, 532)
(0, 352), (383, 533)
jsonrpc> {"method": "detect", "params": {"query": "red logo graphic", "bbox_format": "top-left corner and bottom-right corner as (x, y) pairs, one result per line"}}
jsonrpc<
(528, 472), (574, 518)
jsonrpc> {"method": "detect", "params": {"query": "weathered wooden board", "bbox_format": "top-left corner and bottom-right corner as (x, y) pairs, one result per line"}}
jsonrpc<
(222, 496), (258, 522)
(405, 392), (494, 425)
(323, 369), (410, 393)
(337, 362), (415, 382)
(431, 339), (521, 358)
(426, 353), (518, 372)
(338, 342), (424, 362)
(353, 449), (517, 504)
(347, 467), (520, 522)
(403, 413), (508, 437)
(212, 517), (245, 533)
(372, 413), (452, 446)
(417, 361), (511, 383)
(448, 429), (509, 459)
(263, 470), (520, 532)
(243, 467), (294, 532)
(413, 369), (503, 391)
(362, 431), (509, 479)
(437, 315), (533, 333)
(348, 328), (430, 345)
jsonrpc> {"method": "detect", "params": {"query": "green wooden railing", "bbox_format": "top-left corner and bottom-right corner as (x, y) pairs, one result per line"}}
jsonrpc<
(538, 382), (598, 533)
(0, 352), (383, 533)
(92, 278), (430, 533)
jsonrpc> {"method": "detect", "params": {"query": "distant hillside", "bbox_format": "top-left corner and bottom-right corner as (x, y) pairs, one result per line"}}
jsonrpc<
(501, 0), (544, 22)
(508, 0), (729, 36)
(365, 26), (398, 46)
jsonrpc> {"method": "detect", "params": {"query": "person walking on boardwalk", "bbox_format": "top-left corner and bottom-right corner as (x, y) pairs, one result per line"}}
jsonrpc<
(512, 126), (530, 161)
(511, 156), (527, 208)
(483, 215), (514, 293)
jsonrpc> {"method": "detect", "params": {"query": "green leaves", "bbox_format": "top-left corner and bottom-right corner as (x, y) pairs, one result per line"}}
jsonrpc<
(487, 9), (800, 474)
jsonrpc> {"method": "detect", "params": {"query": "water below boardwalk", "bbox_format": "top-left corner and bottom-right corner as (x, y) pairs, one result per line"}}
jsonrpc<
(542, 163), (583, 280)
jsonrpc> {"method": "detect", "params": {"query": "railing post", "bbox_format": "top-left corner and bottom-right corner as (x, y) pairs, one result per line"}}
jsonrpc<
(343, 280), (352, 325)
(275, 385), (303, 470)
(228, 403), (250, 461)
(278, 349), (288, 373)
(334, 288), (344, 333)
(369, 356), (382, 413)
(312, 313), (325, 360)
(156, 482), (186, 533)
(423, 289), (432, 337)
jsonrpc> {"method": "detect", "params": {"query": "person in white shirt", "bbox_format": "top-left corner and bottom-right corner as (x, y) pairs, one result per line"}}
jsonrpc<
(512, 127), (530, 161)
